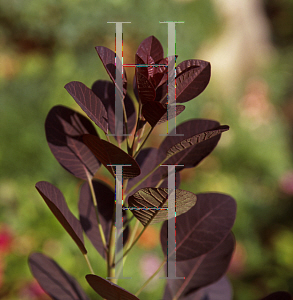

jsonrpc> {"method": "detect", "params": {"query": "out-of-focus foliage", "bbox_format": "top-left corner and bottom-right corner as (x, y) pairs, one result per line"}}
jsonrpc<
(0, 0), (293, 299)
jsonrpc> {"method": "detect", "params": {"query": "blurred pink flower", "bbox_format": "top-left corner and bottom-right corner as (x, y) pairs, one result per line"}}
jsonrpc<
(279, 171), (293, 195)
(19, 280), (49, 300)
(139, 253), (162, 279)
(0, 224), (13, 254)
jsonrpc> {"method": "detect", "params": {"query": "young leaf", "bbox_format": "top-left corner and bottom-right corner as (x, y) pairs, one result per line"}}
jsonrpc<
(91, 80), (136, 143)
(45, 105), (101, 180)
(158, 119), (226, 177)
(82, 134), (141, 179)
(166, 125), (229, 159)
(64, 81), (108, 133)
(95, 46), (127, 97)
(165, 233), (235, 298)
(128, 187), (196, 226)
(176, 59), (211, 103)
(86, 274), (139, 300)
(35, 181), (87, 254)
(260, 291), (293, 300)
(163, 276), (233, 300)
(161, 193), (237, 261)
(79, 179), (129, 259)
(136, 71), (156, 104)
(29, 253), (90, 300)
(142, 101), (185, 127)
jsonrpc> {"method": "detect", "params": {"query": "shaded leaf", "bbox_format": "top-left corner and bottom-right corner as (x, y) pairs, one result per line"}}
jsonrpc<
(95, 46), (127, 97)
(86, 274), (139, 300)
(163, 276), (232, 300)
(161, 193), (237, 261)
(83, 134), (140, 179)
(166, 125), (229, 159)
(142, 101), (185, 127)
(165, 233), (235, 298)
(29, 252), (89, 300)
(260, 291), (293, 300)
(45, 105), (101, 180)
(35, 181), (87, 254)
(79, 179), (129, 259)
(64, 81), (108, 133)
(91, 80), (136, 143)
(136, 71), (156, 104)
(176, 59), (211, 103)
(128, 187), (196, 226)
(158, 119), (226, 176)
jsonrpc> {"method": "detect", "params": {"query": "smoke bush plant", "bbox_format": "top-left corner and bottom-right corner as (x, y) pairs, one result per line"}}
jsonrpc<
(29, 36), (292, 300)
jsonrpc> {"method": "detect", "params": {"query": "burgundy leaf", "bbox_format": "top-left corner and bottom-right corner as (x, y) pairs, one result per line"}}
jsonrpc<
(86, 274), (139, 300)
(64, 81), (108, 133)
(45, 105), (101, 180)
(260, 291), (293, 300)
(155, 81), (168, 104)
(176, 59), (211, 103)
(79, 179), (129, 259)
(165, 233), (235, 298)
(95, 46), (127, 97)
(163, 276), (232, 300)
(91, 80), (136, 143)
(29, 253), (89, 300)
(158, 119), (225, 176)
(83, 134), (140, 179)
(166, 125), (229, 158)
(161, 193), (237, 261)
(35, 181), (87, 254)
(128, 187), (196, 226)
(135, 35), (164, 65)
(142, 101), (185, 127)
(136, 71), (156, 104)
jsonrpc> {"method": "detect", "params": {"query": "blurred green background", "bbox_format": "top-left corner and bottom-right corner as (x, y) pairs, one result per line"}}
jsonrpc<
(1, 0), (293, 299)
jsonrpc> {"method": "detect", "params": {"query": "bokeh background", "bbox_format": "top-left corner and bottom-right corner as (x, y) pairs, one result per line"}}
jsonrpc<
(1, 0), (293, 299)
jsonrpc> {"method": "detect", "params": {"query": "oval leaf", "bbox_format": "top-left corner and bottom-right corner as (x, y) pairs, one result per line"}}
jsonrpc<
(128, 187), (196, 226)
(136, 71), (156, 104)
(45, 105), (101, 180)
(83, 134), (141, 179)
(95, 46), (127, 97)
(35, 181), (87, 254)
(176, 59), (211, 103)
(166, 125), (229, 159)
(165, 233), (235, 298)
(161, 193), (237, 261)
(29, 253), (90, 300)
(91, 80), (136, 143)
(86, 274), (139, 300)
(64, 81), (108, 133)
(260, 292), (293, 300)
(79, 179), (129, 259)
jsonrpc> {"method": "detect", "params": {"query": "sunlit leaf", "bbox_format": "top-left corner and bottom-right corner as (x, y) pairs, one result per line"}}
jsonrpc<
(128, 187), (196, 226)
(161, 193), (237, 260)
(35, 181), (87, 254)
(86, 274), (139, 300)
(64, 81), (108, 133)
(136, 71), (156, 104)
(29, 253), (89, 300)
(45, 105), (101, 180)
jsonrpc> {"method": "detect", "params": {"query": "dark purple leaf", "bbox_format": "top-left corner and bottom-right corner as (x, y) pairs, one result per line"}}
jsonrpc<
(155, 81), (168, 104)
(86, 274), (139, 300)
(128, 187), (196, 226)
(83, 134), (140, 179)
(166, 125), (229, 159)
(161, 193), (237, 261)
(136, 71), (156, 104)
(133, 75), (139, 102)
(64, 81), (108, 133)
(95, 46), (127, 97)
(142, 101), (185, 127)
(45, 105), (101, 180)
(135, 35), (164, 65)
(163, 276), (232, 300)
(158, 119), (225, 176)
(165, 233), (235, 298)
(79, 179), (129, 259)
(91, 80), (136, 143)
(176, 59), (211, 103)
(260, 292), (293, 300)
(35, 181), (87, 254)
(29, 253), (89, 300)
